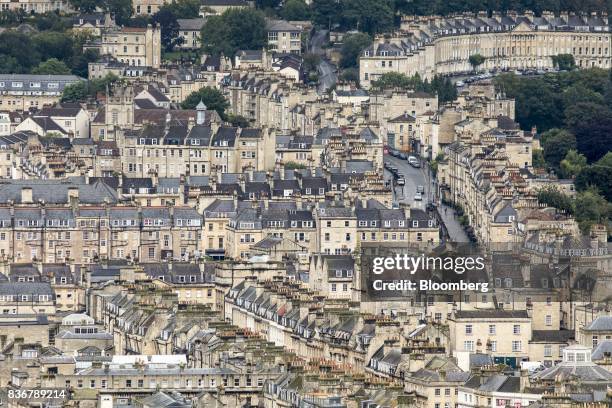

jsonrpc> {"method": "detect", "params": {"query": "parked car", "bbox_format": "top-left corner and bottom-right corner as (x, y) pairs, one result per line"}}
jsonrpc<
(455, 80), (465, 87)
(398, 153), (408, 160)
(414, 192), (422, 201)
(397, 177), (405, 186)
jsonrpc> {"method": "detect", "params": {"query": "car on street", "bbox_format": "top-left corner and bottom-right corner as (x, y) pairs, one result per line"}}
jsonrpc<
(408, 157), (421, 168)
(397, 177), (405, 186)
(398, 153), (407, 160)
(417, 185), (424, 193)
(414, 192), (422, 201)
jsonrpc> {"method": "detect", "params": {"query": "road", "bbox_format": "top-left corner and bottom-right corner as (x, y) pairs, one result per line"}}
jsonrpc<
(383, 155), (429, 211)
(384, 154), (469, 242)
(309, 29), (337, 94)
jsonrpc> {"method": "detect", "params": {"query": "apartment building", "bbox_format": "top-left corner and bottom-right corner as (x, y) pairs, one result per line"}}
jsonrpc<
(199, 0), (250, 16)
(100, 25), (161, 68)
(360, 12), (610, 87)
(0, 74), (82, 112)
(176, 19), (206, 49)
(267, 20), (302, 55)
(132, 0), (164, 15)
(0, 0), (72, 13)
(16, 106), (90, 139)
(449, 310), (532, 368)
(0, 185), (203, 264)
(0, 281), (55, 315)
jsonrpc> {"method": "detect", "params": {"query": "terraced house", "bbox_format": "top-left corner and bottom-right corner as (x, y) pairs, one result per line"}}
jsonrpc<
(0, 182), (203, 263)
(360, 11), (610, 87)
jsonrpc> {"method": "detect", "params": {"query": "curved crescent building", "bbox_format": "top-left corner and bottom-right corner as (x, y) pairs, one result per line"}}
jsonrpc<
(359, 11), (610, 88)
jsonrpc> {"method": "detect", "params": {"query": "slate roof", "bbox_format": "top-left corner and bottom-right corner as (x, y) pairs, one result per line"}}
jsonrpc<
(0, 179), (118, 204)
(531, 330), (574, 343)
(177, 18), (206, 31)
(584, 316), (612, 332)
(592, 341), (612, 361)
(454, 310), (529, 319)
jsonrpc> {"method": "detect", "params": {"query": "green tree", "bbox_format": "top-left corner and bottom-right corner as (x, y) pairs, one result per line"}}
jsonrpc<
(575, 188), (611, 234)
(227, 114), (250, 128)
(468, 54), (485, 72)
(371, 72), (415, 89)
(532, 148), (546, 169)
(169, 0), (201, 18)
(311, 0), (343, 28)
(61, 81), (89, 102)
(0, 31), (39, 72)
(559, 149), (587, 178)
(68, 0), (98, 13)
(541, 128), (576, 172)
(89, 73), (120, 95)
(565, 102), (612, 163)
(551, 54), (575, 71)
(342, 0), (394, 34)
(200, 9), (266, 56)
(105, 0), (133, 25)
(33, 32), (74, 64)
(430, 75), (457, 103)
(280, 0), (310, 20)
(339, 67), (359, 83)
(537, 186), (574, 215)
(575, 153), (612, 201)
(71, 48), (99, 77)
(181, 87), (229, 118)
(339, 32), (371, 69)
(285, 161), (306, 169)
(32, 58), (71, 75)
(152, 7), (182, 51)
(302, 53), (321, 74)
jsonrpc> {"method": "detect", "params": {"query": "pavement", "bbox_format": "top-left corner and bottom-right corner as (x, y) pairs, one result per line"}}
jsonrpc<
(437, 203), (470, 243)
(309, 29), (337, 94)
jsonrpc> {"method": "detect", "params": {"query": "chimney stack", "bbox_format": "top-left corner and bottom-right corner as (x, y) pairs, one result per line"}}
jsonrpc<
(21, 187), (33, 204)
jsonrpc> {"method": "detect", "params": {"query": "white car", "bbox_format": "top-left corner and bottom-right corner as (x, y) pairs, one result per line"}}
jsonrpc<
(414, 192), (422, 201)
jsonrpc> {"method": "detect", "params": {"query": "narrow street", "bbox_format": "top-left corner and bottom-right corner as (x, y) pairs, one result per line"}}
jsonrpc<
(309, 29), (337, 94)
(384, 154), (469, 242)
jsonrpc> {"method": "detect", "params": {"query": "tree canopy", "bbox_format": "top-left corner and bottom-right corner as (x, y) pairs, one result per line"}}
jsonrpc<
(0, 29), (98, 76)
(200, 9), (267, 57)
(61, 73), (120, 102)
(494, 68), (612, 163)
(371, 72), (457, 103)
(339, 32), (371, 69)
(551, 54), (576, 71)
(181, 87), (230, 119)
(32, 58), (71, 75)
(280, 0), (310, 21)
(468, 54), (485, 71)
(540, 128), (576, 174)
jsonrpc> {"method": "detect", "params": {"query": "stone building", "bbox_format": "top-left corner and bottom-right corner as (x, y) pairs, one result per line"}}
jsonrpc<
(360, 12), (610, 87)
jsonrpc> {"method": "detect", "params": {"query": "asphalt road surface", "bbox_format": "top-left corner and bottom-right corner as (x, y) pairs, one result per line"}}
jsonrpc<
(383, 155), (431, 210)
(309, 29), (338, 94)
(384, 154), (469, 242)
